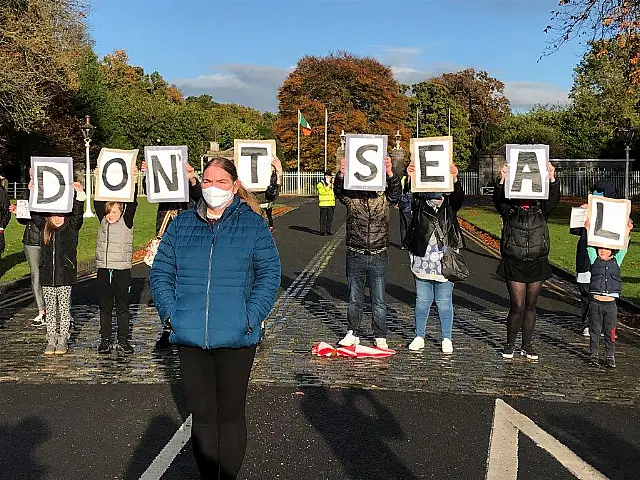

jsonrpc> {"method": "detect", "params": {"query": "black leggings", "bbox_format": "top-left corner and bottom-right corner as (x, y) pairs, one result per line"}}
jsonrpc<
(179, 345), (257, 479)
(505, 280), (543, 347)
(264, 208), (273, 228)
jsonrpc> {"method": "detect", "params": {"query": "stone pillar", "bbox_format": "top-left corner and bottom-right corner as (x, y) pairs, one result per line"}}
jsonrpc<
(335, 147), (344, 175)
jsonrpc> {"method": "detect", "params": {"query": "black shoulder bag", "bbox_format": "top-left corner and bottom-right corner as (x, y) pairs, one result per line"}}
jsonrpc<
(432, 206), (469, 282)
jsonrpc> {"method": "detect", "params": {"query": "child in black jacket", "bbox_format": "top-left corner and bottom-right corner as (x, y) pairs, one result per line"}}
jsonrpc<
(31, 182), (85, 355)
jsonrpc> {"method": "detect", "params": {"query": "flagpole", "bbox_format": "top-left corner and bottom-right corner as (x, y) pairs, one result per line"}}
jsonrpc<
(448, 107), (451, 136)
(297, 109), (301, 195)
(416, 106), (419, 137)
(324, 108), (328, 173)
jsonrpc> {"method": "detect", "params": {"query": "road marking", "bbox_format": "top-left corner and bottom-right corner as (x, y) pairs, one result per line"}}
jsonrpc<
(139, 414), (192, 480)
(486, 399), (608, 480)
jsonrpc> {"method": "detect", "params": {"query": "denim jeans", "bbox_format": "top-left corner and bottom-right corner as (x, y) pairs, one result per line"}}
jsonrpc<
(414, 278), (454, 339)
(346, 250), (388, 337)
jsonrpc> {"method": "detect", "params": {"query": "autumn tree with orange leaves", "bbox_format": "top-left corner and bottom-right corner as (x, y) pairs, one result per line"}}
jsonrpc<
(275, 52), (410, 171)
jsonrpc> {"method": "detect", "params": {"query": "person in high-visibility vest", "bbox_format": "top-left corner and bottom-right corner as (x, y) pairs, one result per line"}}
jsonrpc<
(317, 171), (336, 235)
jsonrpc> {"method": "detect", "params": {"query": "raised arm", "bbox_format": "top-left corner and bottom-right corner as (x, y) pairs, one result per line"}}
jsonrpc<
(122, 184), (139, 229)
(541, 179), (561, 216)
(448, 168), (465, 213)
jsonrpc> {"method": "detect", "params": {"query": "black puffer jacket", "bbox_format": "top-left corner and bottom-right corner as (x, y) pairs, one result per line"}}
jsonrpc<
(16, 190), (41, 246)
(155, 180), (202, 236)
(493, 181), (561, 261)
(31, 198), (84, 287)
(404, 181), (465, 256)
(334, 173), (402, 251)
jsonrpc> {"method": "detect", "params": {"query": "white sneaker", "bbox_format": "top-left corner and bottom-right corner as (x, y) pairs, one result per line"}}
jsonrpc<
(408, 336), (425, 351)
(582, 327), (590, 337)
(31, 314), (45, 327)
(338, 330), (360, 347)
(441, 338), (453, 354)
(375, 338), (388, 349)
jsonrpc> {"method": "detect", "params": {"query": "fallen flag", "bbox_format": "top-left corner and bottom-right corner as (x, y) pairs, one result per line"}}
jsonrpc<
(311, 341), (396, 358)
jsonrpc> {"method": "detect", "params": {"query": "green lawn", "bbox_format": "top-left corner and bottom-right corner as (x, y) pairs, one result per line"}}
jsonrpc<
(458, 204), (640, 302)
(1, 198), (158, 284)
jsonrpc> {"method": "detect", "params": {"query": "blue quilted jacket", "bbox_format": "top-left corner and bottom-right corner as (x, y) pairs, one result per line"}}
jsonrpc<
(149, 196), (281, 349)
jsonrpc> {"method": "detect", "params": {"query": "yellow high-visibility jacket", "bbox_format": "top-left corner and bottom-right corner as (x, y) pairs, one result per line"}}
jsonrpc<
(317, 181), (336, 207)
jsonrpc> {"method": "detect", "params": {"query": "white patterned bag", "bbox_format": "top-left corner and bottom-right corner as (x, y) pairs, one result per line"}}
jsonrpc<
(144, 210), (177, 267)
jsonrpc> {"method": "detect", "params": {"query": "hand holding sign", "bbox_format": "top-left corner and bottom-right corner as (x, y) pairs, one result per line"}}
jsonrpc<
(410, 136), (453, 192)
(586, 194), (632, 249)
(95, 148), (138, 202)
(234, 139), (276, 191)
(344, 134), (388, 191)
(29, 157), (74, 213)
(504, 144), (550, 199)
(144, 146), (190, 203)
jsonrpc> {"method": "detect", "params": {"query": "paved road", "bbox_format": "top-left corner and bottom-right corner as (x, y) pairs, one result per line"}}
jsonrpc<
(0, 197), (638, 479)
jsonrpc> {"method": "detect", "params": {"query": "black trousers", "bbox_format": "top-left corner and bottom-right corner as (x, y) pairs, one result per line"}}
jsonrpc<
(97, 268), (131, 342)
(589, 298), (617, 358)
(179, 345), (257, 480)
(578, 282), (591, 330)
(319, 206), (334, 234)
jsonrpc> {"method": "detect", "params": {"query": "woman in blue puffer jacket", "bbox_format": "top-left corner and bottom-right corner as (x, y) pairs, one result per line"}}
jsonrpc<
(150, 157), (281, 479)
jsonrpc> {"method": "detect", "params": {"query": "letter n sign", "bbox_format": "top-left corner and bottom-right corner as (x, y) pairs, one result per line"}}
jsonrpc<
(587, 195), (631, 249)
(234, 139), (276, 192)
(505, 144), (550, 200)
(144, 146), (190, 203)
(410, 136), (453, 193)
(29, 156), (74, 213)
(95, 148), (138, 202)
(344, 134), (388, 191)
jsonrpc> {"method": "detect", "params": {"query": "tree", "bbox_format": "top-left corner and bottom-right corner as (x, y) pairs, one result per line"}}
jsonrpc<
(546, 0), (640, 84)
(406, 82), (473, 170)
(275, 52), (410, 171)
(432, 69), (511, 158)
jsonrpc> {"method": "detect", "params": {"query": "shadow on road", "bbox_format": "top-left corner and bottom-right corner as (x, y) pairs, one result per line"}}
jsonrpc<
(299, 384), (418, 480)
(0, 416), (50, 480)
(288, 225), (323, 236)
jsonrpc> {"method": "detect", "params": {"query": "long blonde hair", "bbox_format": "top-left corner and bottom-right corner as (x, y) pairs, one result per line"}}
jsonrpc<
(203, 157), (262, 214)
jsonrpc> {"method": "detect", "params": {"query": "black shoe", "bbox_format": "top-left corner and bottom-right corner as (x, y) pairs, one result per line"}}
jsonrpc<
(502, 344), (515, 359)
(98, 338), (112, 354)
(118, 340), (134, 354)
(589, 355), (599, 367)
(155, 330), (171, 350)
(522, 345), (539, 360)
(605, 356), (616, 368)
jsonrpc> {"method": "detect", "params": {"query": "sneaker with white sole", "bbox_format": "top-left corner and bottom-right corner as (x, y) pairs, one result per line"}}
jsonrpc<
(31, 314), (45, 327)
(338, 330), (360, 347)
(408, 336), (425, 351)
(375, 338), (388, 349)
(441, 338), (453, 354)
(582, 327), (590, 337)
(502, 344), (515, 359)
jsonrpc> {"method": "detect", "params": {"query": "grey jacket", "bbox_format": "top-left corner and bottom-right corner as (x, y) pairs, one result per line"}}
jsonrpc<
(96, 215), (134, 270)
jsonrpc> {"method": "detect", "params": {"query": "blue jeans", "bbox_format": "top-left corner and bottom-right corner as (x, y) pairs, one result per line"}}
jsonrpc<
(346, 250), (388, 337)
(414, 278), (454, 339)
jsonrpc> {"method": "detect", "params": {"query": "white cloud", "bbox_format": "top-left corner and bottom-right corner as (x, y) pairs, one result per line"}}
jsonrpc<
(174, 64), (291, 112)
(504, 81), (569, 112)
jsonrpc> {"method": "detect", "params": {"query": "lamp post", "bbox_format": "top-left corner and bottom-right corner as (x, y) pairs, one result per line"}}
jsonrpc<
(340, 129), (346, 151)
(394, 130), (402, 150)
(80, 115), (95, 218)
(619, 118), (635, 200)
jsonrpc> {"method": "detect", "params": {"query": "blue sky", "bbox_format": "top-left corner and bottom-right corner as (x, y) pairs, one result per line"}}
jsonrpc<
(88, 0), (587, 113)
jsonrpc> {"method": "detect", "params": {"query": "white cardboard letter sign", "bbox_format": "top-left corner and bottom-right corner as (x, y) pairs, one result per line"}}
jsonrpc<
(410, 136), (453, 193)
(144, 146), (189, 204)
(586, 195), (631, 250)
(344, 134), (387, 191)
(16, 199), (31, 219)
(234, 139), (276, 192)
(29, 157), (74, 213)
(505, 144), (549, 200)
(95, 148), (138, 202)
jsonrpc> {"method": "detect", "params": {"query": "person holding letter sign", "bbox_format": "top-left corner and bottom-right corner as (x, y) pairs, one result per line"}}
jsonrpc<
(149, 157), (280, 479)
(93, 167), (139, 355)
(584, 216), (633, 368)
(335, 156), (401, 349)
(403, 162), (464, 354)
(0, 175), (9, 259)
(494, 161), (560, 360)
(31, 182), (85, 355)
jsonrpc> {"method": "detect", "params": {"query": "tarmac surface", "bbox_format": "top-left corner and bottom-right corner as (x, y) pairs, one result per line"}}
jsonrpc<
(0, 196), (638, 479)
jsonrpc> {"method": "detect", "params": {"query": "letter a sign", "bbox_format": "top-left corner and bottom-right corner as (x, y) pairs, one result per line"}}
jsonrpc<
(95, 148), (138, 202)
(29, 157), (74, 213)
(344, 134), (388, 191)
(505, 144), (550, 200)
(144, 146), (189, 203)
(586, 195), (631, 249)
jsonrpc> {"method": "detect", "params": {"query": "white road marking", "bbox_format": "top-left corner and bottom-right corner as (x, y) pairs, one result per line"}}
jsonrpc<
(139, 414), (192, 480)
(486, 399), (608, 480)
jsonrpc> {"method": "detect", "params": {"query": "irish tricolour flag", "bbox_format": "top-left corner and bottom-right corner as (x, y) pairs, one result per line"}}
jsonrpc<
(298, 110), (312, 136)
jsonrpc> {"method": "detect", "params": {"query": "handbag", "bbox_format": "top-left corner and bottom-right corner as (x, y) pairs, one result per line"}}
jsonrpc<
(264, 171), (279, 202)
(432, 207), (469, 282)
(144, 210), (177, 267)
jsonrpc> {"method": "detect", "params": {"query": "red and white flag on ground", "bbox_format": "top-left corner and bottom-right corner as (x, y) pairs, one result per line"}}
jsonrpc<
(311, 341), (396, 358)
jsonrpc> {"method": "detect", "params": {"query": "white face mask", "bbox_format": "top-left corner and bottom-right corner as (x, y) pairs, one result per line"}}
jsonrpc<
(202, 185), (234, 210)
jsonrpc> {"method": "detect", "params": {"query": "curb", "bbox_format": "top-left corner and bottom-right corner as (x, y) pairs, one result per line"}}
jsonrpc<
(459, 219), (640, 314)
